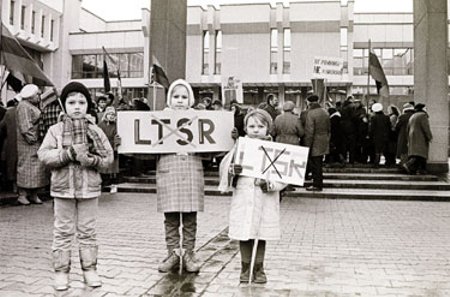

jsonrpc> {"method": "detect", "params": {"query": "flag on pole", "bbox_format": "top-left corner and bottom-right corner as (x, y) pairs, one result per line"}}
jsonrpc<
(0, 22), (53, 86)
(369, 51), (389, 97)
(150, 61), (170, 89)
(102, 47), (111, 93)
(6, 72), (24, 92)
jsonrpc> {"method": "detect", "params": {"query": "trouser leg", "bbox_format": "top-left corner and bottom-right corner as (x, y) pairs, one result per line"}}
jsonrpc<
(182, 212), (197, 251)
(164, 212), (181, 252)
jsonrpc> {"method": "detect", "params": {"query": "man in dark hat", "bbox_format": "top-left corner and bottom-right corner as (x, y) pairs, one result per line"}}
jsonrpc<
(304, 94), (330, 191)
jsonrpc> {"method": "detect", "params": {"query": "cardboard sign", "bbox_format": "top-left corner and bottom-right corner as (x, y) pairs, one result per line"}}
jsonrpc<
(221, 76), (243, 109)
(312, 56), (344, 79)
(117, 110), (235, 154)
(234, 137), (309, 186)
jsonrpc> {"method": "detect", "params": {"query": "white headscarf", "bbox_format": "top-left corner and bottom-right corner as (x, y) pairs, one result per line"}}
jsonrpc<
(166, 79), (195, 109)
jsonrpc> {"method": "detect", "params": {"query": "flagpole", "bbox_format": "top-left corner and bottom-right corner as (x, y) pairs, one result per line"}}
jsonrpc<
(366, 39), (371, 111)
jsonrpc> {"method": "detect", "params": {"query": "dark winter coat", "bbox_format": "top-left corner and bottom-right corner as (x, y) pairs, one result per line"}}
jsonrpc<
(0, 107), (18, 181)
(407, 111), (432, 159)
(271, 111), (304, 145)
(369, 112), (391, 153)
(304, 103), (330, 157)
(395, 110), (414, 157)
(329, 111), (344, 154)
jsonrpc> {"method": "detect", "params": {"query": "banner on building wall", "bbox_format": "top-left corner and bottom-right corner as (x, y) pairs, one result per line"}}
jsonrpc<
(234, 137), (309, 186)
(312, 56), (344, 80)
(221, 76), (243, 109)
(117, 110), (235, 154)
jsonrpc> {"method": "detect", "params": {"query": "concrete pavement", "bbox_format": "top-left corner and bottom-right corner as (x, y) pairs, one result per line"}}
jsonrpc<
(1, 193), (450, 296)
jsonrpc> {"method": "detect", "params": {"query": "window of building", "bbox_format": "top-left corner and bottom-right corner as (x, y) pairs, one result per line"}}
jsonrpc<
(353, 48), (414, 76)
(50, 20), (54, 41)
(340, 27), (348, 50)
(270, 29), (278, 74)
(214, 30), (222, 74)
(10, 0), (15, 25)
(202, 31), (210, 75)
(31, 11), (35, 33)
(71, 52), (144, 79)
(20, 5), (26, 30)
(41, 15), (45, 37)
(283, 28), (291, 74)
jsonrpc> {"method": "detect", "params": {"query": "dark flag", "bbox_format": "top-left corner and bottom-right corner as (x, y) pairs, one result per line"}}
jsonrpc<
(0, 22), (53, 86)
(103, 58), (111, 93)
(369, 51), (389, 97)
(151, 64), (170, 89)
(6, 72), (24, 92)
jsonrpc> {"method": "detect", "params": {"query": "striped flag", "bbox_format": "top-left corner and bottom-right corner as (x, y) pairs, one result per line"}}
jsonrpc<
(369, 51), (389, 97)
(150, 58), (170, 90)
(0, 22), (53, 86)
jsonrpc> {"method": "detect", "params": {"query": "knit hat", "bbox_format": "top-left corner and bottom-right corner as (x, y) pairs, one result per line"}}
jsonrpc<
(244, 108), (273, 129)
(402, 102), (414, 112)
(167, 79), (195, 108)
(102, 106), (116, 122)
(306, 94), (319, 103)
(372, 103), (383, 112)
(20, 84), (39, 100)
(59, 82), (93, 112)
(283, 101), (295, 112)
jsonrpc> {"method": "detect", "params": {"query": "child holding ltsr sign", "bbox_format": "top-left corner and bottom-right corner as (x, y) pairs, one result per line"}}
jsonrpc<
(219, 109), (287, 284)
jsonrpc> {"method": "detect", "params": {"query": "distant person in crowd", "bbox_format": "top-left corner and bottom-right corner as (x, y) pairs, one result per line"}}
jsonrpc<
(353, 99), (368, 163)
(262, 93), (280, 121)
(327, 107), (345, 165)
(16, 84), (49, 205)
(369, 103), (391, 167)
(304, 94), (330, 191)
(403, 103), (432, 175)
(202, 97), (213, 110)
(395, 103), (415, 166)
(230, 101), (246, 137)
(212, 99), (223, 111)
(385, 104), (400, 167)
(38, 81), (113, 291)
(340, 96), (357, 164)
(156, 79), (204, 274)
(98, 106), (121, 192)
(106, 92), (114, 107)
(96, 96), (108, 120)
(219, 109), (286, 284)
(0, 97), (20, 192)
(132, 97), (151, 111)
(40, 87), (62, 138)
(270, 101), (304, 145)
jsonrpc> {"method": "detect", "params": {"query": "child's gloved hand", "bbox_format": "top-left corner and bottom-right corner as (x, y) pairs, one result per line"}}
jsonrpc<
(231, 127), (239, 140)
(72, 143), (89, 157)
(113, 135), (121, 147)
(259, 181), (269, 193)
(77, 153), (99, 167)
(229, 164), (242, 176)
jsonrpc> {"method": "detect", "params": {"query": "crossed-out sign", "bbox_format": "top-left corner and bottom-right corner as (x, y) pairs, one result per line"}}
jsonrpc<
(117, 110), (235, 154)
(234, 137), (309, 186)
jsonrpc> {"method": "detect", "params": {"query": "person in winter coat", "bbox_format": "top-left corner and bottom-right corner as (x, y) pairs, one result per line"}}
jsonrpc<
(270, 101), (304, 145)
(340, 97), (356, 164)
(98, 106), (121, 190)
(0, 97), (19, 192)
(16, 84), (49, 205)
(231, 101), (245, 137)
(156, 79), (204, 274)
(38, 81), (114, 291)
(403, 103), (433, 174)
(219, 109), (286, 284)
(327, 107), (344, 165)
(395, 103), (415, 166)
(304, 95), (330, 191)
(369, 103), (391, 167)
(385, 104), (400, 167)
(262, 93), (280, 121)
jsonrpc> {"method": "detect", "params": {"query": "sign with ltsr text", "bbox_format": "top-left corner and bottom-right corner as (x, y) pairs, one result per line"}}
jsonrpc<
(234, 137), (309, 186)
(117, 110), (235, 154)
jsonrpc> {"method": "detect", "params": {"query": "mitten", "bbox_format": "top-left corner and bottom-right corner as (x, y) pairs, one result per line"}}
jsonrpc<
(72, 143), (89, 157)
(259, 181), (269, 193)
(113, 134), (121, 148)
(60, 146), (76, 164)
(77, 153), (100, 168)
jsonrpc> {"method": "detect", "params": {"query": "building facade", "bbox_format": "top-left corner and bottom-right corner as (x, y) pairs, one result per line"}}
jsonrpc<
(0, 0), (434, 109)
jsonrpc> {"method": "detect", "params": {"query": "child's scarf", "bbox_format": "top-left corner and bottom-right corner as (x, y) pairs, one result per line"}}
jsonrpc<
(61, 114), (108, 158)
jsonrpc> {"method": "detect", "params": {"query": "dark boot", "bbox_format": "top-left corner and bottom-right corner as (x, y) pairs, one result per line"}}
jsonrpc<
(240, 262), (250, 283)
(53, 250), (71, 291)
(253, 263), (267, 284)
(158, 250), (180, 273)
(79, 246), (102, 287)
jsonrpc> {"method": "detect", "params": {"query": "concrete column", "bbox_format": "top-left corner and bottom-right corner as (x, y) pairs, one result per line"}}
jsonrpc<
(149, 0), (187, 110)
(413, 0), (449, 173)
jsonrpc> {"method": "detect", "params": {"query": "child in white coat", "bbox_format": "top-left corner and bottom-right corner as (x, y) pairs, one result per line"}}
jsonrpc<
(219, 109), (286, 284)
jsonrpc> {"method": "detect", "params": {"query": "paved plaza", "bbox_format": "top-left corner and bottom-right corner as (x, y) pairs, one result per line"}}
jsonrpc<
(1, 193), (450, 297)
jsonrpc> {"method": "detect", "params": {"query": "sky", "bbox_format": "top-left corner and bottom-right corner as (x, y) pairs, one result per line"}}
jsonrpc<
(78, 0), (413, 21)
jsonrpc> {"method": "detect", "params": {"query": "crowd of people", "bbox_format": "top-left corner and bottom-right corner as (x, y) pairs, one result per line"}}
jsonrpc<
(0, 79), (433, 290)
